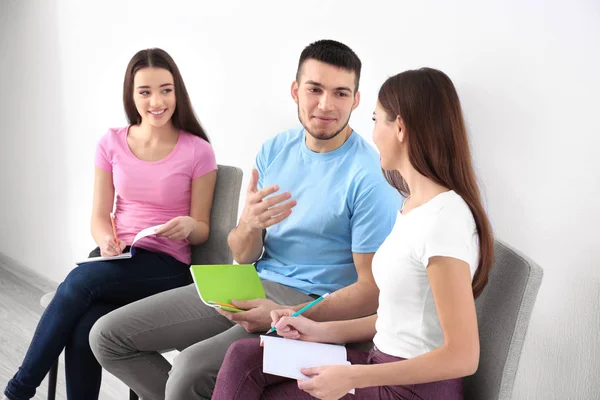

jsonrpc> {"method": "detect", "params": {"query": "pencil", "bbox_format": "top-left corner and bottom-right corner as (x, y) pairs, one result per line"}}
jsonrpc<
(265, 292), (330, 334)
(110, 213), (119, 245)
(208, 301), (243, 311)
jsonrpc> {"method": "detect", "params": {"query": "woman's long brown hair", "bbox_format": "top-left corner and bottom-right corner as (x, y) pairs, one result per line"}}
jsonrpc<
(378, 68), (493, 298)
(123, 48), (210, 142)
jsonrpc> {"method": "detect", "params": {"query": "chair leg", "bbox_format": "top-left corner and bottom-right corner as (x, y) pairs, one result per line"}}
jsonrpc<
(48, 359), (58, 400)
(129, 389), (139, 400)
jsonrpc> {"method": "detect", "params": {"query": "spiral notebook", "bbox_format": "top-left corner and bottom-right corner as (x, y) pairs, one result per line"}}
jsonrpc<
(75, 224), (163, 265)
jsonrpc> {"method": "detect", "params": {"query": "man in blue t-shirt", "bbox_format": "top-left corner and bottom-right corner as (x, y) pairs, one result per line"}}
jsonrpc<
(252, 126), (397, 296)
(90, 40), (401, 400)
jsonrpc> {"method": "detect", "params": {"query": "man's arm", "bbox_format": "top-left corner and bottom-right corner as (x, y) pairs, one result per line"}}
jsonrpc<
(228, 168), (296, 264)
(297, 252), (379, 321)
(227, 224), (265, 264)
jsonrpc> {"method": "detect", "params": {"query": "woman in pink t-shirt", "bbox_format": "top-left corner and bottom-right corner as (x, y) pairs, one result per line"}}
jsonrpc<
(4, 48), (217, 400)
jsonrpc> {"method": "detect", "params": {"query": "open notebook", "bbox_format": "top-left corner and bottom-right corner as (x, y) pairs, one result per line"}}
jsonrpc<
(260, 335), (355, 394)
(190, 264), (266, 313)
(75, 224), (163, 265)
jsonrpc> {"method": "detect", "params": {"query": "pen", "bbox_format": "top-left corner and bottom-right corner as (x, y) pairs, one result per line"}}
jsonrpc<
(265, 292), (330, 334)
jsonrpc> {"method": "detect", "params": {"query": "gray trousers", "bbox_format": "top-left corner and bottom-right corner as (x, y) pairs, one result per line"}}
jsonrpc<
(89, 280), (314, 400)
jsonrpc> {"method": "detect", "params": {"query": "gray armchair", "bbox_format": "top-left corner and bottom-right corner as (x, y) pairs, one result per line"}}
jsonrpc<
(464, 239), (544, 400)
(190, 164), (243, 265)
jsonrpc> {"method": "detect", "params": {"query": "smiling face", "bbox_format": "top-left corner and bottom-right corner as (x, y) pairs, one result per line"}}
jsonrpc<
(132, 67), (176, 128)
(292, 59), (360, 141)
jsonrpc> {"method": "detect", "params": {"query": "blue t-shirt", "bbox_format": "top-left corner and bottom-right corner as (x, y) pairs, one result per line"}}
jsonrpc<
(255, 128), (401, 295)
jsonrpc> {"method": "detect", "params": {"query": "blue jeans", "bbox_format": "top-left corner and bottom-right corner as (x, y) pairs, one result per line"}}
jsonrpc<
(4, 247), (192, 400)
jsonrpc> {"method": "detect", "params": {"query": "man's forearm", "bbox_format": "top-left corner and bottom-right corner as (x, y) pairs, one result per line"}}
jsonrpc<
(295, 281), (379, 321)
(227, 222), (264, 264)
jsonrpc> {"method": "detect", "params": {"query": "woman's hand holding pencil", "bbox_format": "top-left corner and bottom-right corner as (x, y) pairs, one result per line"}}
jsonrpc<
(268, 293), (332, 342)
(100, 234), (126, 257)
(269, 309), (331, 342)
(99, 213), (126, 257)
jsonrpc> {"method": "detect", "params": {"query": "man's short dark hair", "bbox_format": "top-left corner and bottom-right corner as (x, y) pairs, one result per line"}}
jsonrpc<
(296, 40), (362, 92)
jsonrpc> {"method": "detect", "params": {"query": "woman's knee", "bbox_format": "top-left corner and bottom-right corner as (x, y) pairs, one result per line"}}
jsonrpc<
(57, 265), (95, 300)
(223, 338), (263, 370)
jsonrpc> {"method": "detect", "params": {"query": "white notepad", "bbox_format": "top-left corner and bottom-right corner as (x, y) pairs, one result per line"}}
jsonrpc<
(260, 335), (355, 394)
(75, 224), (163, 265)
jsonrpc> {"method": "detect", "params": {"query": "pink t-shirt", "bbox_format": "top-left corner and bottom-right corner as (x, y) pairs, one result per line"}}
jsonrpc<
(95, 126), (217, 264)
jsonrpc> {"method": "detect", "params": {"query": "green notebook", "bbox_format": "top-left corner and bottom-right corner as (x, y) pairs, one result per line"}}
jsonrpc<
(190, 264), (266, 313)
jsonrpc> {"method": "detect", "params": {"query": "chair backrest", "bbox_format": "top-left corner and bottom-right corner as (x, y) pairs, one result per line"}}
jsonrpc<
(464, 239), (544, 400)
(190, 165), (243, 265)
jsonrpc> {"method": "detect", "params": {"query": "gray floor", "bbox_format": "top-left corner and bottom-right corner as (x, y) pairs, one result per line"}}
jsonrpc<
(0, 253), (128, 400)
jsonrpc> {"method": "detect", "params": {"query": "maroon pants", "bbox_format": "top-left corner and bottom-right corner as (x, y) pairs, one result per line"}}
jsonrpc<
(213, 338), (463, 400)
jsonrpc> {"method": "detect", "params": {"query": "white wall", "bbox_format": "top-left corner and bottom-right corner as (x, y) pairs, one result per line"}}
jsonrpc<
(1, 0), (598, 398)
(0, 0), (73, 279)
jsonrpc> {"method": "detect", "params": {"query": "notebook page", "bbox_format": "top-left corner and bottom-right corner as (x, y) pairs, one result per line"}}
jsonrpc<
(131, 224), (163, 245)
(260, 335), (348, 380)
